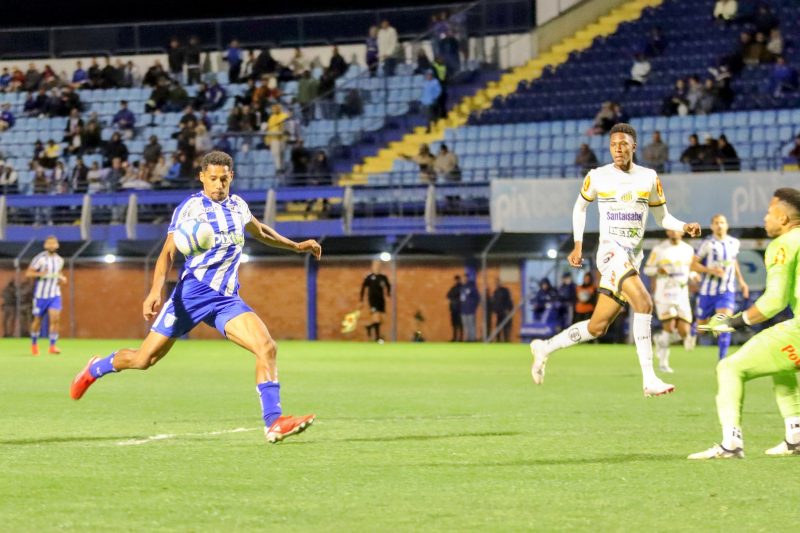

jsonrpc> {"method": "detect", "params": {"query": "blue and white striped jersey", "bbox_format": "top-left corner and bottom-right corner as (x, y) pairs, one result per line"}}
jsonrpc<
(168, 192), (253, 297)
(30, 252), (65, 299)
(695, 235), (740, 296)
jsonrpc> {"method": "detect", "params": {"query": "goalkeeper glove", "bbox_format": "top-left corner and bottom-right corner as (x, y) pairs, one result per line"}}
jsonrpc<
(697, 312), (747, 337)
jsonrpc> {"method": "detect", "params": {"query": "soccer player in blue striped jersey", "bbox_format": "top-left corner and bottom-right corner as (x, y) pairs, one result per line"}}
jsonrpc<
(70, 151), (322, 443)
(691, 214), (750, 359)
(25, 236), (66, 356)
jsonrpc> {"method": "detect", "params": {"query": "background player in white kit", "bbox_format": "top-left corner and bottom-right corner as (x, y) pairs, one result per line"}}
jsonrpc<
(25, 236), (66, 356)
(530, 123), (701, 397)
(643, 230), (697, 373)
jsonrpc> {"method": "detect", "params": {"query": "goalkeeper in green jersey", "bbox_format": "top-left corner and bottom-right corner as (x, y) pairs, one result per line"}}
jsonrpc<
(689, 188), (800, 460)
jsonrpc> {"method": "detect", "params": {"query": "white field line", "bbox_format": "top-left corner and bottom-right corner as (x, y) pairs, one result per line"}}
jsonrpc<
(117, 427), (259, 446)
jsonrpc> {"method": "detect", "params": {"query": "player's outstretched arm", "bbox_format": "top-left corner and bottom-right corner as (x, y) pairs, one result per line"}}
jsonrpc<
(245, 217), (322, 260)
(143, 233), (178, 321)
(650, 204), (701, 237)
(734, 259), (750, 299)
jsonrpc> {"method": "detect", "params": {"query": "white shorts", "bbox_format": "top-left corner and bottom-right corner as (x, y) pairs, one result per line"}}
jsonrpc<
(655, 297), (693, 323)
(596, 240), (642, 304)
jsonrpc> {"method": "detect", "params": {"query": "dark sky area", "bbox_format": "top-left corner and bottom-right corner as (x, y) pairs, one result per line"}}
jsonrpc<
(2, 0), (448, 28)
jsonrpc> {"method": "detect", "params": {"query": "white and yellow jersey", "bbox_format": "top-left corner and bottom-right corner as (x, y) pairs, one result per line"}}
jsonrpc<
(579, 163), (666, 255)
(644, 239), (695, 303)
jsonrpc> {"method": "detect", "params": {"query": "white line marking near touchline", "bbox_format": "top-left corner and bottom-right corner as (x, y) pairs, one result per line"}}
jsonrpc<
(116, 427), (259, 446)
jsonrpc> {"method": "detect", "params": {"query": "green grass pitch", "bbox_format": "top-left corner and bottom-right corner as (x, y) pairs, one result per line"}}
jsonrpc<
(1, 338), (797, 531)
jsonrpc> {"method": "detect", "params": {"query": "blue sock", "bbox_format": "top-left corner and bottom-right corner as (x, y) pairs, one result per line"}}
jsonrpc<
(31, 334), (38, 346)
(49, 333), (58, 347)
(257, 381), (282, 427)
(89, 352), (117, 379)
(718, 332), (732, 359)
(690, 322), (697, 336)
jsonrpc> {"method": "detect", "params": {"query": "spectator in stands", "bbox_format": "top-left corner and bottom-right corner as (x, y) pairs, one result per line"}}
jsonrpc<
(9, 67), (25, 92)
(144, 78), (169, 114)
(204, 79), (227, 111)
(768, 56), (799, 97)
(193, 82), (209, 110)
(431, 55), (448, 119)
(366, 26), (379, 77)
(194, 123), (213, 156)
(317, 68), (337, 119)
(41, 139), (61, 169)
(151, 155), (169, 185)
(179, 105), (198, 129)
(329, 46), (348, 79)
(144, 60), (167, 87)
(341, 89), (364, 118)
(32, 140), (45, 163)
(624, 53), (651, 91)
(440, 29), (461, 74)
(120, 161), (152, 191)
(557, 272), (577, 329)
(290, 138), (312, 184)
(70, 157), (88, 193)
(308, 150), (333, 186)
(167, 37), (184, 82)
(789, 135), (800, 165)
(662, 78), (689, 116)
(201, 52), (214, 83)
(104, 157), (124, 193)
(434, 144), (460, 182)
(185, 36), (202, 85)
(378, 19), (399, 76)
(32, 166), (53, 207)
(297, 70), (318, 124)
(24, 63), (42, 92)
(224, 39), (243, 84)
(401, 143), (436, 183)
(642, 131), (668, 173)
(0, 103), (15, 131)
(82, 116), (102, 153)
(696, 78), (720, 114)
(713, 0), (737, 23)
(0, 161), (19, 194)
(86, 161), (104, 194)
(414, 49), (433, 75)
(644, 26), (666, 57)
(101, 57), (119, 89)
(241, 49), (256, 80)
(121, 61), (140, 88)
(112, 100), (136, 138)
(420, 71), (442, 133)
(459, 272), (480, 342)
(430, 13), (448, 59)
(717, 134), (741, 171)
(253, 75), (281, 115)
(288, 48), (307, 78)
(575, 143), (599, 175)
(65, 124), (83, 156)
(685, 76), (704, 114)
(51, 161), (68, 194)
(72, 61), (88, 88)
(43, 89), (62, 118)
(681, 133), (708, 172)
(253, 48), (279, 79)
(744, 32), (769, 66)
(40, 65), (59, 91)
(591, 101), (616, 134)
(533, 278), (558, 321)
(0, 68), (10, 91)
(574, 273), (597, 324)
(265, 103), (289, 173)
(87, 58), (102, 88)
(490, 276), (514, 343)
(103, 132), (129, 166)
(766, 28), (783, 58)
(142, 135), (162, 166)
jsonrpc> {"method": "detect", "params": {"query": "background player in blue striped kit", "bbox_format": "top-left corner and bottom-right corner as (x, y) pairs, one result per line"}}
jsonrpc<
(70, 151), (322, 443)
(25, 236), (66, 356)
(691, 214), (750, 359)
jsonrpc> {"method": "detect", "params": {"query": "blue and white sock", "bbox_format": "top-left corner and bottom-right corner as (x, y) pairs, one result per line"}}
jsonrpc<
(49, 333), (58, 347)
(31, 333), (38, 346)
(257, 381), (282, 427)
(89, 352), (117, 378)
(718, 332), (732, 359)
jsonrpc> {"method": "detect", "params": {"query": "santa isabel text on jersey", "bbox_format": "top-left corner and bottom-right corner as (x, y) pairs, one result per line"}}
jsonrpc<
(580, 162), (667, 253)
(168, 191), (252, 297)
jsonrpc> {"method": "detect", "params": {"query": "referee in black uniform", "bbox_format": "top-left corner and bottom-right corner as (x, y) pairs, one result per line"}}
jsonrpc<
(360, 260), (391, 342)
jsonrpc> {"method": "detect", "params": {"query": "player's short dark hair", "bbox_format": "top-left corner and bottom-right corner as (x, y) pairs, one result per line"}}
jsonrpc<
(609, 123), (637, 143)
(201, 151), (233, 171)
(774, 187), (800, 217)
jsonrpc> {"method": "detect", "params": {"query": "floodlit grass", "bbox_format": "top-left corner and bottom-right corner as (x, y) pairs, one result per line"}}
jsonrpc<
(0, 338), (796, 531)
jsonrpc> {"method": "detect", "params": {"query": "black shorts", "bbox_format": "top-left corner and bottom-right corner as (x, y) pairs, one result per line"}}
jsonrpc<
(369, 299), (386, 313)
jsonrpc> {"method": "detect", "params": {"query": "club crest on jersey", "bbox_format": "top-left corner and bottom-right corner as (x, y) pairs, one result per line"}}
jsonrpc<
(164, 313), (176, 328)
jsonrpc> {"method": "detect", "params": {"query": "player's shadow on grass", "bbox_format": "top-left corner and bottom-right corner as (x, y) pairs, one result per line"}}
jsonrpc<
(419, 453), (677, 467)
(281, 431), (522, 445)
(0, 435), (144, 446)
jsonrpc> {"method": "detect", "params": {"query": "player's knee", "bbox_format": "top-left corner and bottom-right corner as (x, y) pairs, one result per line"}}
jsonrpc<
(130, 351), (155, 370)
(631, 293), (653, 314)
(588, 320), (609, 337)
(716, 356), (738, 380)
(256, 338), (277, 363)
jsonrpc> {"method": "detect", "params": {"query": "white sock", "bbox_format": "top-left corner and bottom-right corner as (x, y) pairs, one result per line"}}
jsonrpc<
(539, 320), (596, 358)
(633, 313), (657, 383)
(656, 331), (671, 366)
(785, 417), (800, 445)
(722, 425), (744, 450)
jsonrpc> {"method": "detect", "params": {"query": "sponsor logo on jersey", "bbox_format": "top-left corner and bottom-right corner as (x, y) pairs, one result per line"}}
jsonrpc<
(606, 212), (643, 222)
(214, 232), (245, 247)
